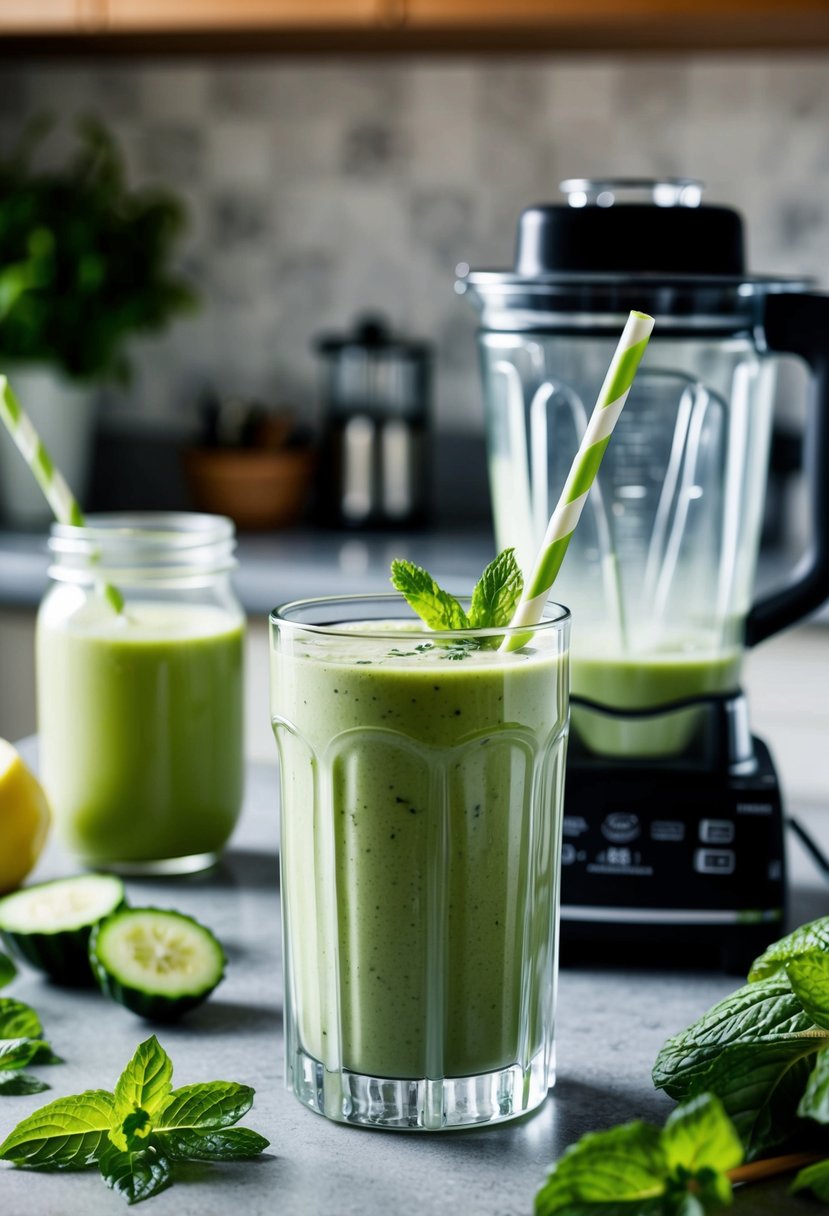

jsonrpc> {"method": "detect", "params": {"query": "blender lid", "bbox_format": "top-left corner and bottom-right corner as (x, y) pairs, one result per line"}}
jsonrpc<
(517, 178), (744, 276)
(457, 179), (813, 332)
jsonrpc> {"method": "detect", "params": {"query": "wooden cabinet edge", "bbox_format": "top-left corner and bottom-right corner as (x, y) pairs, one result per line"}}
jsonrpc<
(0, 0), (827, 49)
(102, 0), (388, 32)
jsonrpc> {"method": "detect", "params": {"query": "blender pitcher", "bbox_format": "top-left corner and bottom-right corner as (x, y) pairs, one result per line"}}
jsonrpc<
(459, 179), (829, 761)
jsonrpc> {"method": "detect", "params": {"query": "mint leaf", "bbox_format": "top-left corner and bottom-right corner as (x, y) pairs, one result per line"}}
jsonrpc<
(110, 1036), (173, 1152)
(662, 1092), (743, 1175)
(749, 915), (829, 981)
(660, 1094), (741, 1209)
(115, 1037), (174, 1117)
(99, 1141), (172, 1205)
(0, 1089), (115, 1168)
(0, 997), (42, 1040)
(797, 1046), (829, 1123)
(468, 548), (523, 629)
(0, 1038), (51, 1072)
(653, 978), (826, 1159)
(390, 559), (469, 631)
(0, 1070), (50, 1096)
(157, 1081), (254, 1132)
(786, 952), (829, 1030)
(158, 1127), (269, 1161)
(653, 976), (819, 1098)
(792, 1159), (829, 1202)
(677, 1039), (818, 1160)
(0, 952), (16, 988)
(535, 1121), (667, 1214)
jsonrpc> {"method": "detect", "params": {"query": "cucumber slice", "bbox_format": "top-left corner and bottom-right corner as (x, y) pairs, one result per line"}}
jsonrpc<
(90, 907), (225, 1021)
(0, 874), (126, 986)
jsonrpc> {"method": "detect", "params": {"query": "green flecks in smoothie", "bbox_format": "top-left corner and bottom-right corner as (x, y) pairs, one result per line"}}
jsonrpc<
(272, 632), (567, 1079)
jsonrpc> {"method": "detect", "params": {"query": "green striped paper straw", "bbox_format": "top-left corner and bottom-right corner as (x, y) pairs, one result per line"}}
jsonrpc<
(502, 309), (654, 649)
(0, 374), (124, 613)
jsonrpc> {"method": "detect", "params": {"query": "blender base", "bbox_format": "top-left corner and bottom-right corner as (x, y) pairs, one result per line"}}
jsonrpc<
(558, 736), (786, 975)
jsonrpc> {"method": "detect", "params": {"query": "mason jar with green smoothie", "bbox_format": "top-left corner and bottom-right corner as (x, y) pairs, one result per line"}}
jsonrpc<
(37, 513), (245, 875)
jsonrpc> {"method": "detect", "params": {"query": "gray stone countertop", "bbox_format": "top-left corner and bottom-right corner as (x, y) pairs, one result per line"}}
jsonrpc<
(2, 741), (829, 1215)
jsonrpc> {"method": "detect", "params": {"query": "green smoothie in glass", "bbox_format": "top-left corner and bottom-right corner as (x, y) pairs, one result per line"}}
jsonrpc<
(37, 514), (245, 874)
(271, 594), (569, 1130)
(38, 601), (244, 867)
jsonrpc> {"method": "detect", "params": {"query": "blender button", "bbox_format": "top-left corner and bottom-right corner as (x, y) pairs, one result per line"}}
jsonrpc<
(561, 843), (577, 866)
(700, 819), (735, 845)
(651, 820), (685, 842)
(601, 812), (641, 843)
(694, 849), (736, 875)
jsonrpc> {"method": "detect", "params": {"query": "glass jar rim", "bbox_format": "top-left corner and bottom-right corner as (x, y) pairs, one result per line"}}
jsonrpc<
(49, 511), (234, 549)
(271, 592), (570, 640)
(47, 511), (237, 583)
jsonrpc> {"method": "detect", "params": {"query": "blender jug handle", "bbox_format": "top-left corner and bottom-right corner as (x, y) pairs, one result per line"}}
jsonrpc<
(746, 292), (829, 647)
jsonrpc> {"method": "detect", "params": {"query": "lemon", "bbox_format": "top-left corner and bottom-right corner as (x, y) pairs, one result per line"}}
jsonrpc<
(0, 738), (51, 895)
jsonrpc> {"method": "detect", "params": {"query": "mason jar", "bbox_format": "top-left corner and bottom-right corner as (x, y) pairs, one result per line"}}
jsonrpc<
(36, 513), (245, 875)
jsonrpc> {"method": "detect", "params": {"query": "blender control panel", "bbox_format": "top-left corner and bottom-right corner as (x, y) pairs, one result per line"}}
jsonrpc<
(559, 741), (785, 918)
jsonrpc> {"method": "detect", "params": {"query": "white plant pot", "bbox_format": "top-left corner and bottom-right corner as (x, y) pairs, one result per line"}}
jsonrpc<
(0, 367), (98, 528)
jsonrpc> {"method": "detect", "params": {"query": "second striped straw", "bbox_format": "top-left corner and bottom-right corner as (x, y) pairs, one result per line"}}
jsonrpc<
(0, 374), (124, 614)
(502, 309), (654, 649)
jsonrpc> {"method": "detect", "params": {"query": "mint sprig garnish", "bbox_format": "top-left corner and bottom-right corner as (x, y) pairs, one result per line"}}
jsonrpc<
(390, 548), (523, 642)
(0, 996), (61, 1096)
(0, 1035), (269, 1205)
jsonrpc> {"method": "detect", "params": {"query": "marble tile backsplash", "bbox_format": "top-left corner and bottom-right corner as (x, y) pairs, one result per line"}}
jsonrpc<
(0, 53), (828, 434)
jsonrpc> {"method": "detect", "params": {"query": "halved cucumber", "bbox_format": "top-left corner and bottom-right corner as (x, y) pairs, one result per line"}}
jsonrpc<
(89, 907), (226, 1021)
(0, 873), (126, 986)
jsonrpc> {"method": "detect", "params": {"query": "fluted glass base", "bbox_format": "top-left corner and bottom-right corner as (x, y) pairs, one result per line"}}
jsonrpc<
(289, 1043), (554, 1131)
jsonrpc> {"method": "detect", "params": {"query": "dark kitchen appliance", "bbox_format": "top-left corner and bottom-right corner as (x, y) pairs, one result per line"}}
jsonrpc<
(314, 315), (431, 529)
(458, 178), (829, 970)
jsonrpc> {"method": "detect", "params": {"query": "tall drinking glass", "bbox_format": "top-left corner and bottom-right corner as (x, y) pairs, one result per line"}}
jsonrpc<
(270, 594), (569, 1130)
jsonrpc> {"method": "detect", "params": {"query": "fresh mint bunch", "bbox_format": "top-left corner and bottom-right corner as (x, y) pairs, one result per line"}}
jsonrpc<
(535, 1093), (742, 1216)
(390, 548), (523, 643)
(0, 1034), (269, 1205)
(0, 996), (61, 1096)
(651, 913), (829, 1204)
(539, 914), (829, 1214)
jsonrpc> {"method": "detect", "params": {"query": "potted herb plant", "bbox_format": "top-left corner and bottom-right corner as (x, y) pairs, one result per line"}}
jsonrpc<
(0, 116), (196, 525)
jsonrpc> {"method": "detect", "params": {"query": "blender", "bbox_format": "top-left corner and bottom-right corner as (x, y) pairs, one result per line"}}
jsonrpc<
(458, 179), (829, 970)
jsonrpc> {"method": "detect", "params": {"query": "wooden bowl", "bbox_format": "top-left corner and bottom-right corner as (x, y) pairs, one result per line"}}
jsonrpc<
(183, 447), (315, 531)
